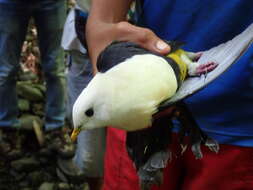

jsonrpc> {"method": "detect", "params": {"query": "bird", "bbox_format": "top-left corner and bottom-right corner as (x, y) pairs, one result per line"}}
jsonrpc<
(71, 41), (219, 190)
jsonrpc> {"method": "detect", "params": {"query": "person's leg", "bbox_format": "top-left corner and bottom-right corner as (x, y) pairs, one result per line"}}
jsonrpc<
(33, 0), (66, 130)
(0, 3), (30, 128)
(181, 144), (253, 190)
(103, 128), (140, 190)
(75, 129), (106, 190)
(32, 0), (77, 159)
(67, 50), (106, 190)
(66, 51), (93, 122)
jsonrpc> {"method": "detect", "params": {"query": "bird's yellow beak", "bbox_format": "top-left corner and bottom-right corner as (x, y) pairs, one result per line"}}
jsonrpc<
(71, 128), (82, 142)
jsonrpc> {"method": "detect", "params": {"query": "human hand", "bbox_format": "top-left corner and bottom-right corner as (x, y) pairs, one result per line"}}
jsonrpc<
(86, 21), (171, 75)
(115, 22), (171, 55)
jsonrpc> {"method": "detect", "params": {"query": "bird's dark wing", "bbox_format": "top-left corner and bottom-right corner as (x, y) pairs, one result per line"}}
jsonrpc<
(96, 41), (184, 73)
(97, 41), (152, 72)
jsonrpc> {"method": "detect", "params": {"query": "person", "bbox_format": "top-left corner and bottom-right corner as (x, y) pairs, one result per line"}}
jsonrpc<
(84, 0), (253, 190)
(0, 1), (74, 159)
(62, 0), (106, 189)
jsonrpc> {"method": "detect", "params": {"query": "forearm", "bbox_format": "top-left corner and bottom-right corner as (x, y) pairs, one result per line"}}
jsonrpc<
(86, 0), (132, 74)
(86, 0), (171, 75)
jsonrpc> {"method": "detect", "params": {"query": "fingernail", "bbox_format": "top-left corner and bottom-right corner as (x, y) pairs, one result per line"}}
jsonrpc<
(156, 40), (169, 50)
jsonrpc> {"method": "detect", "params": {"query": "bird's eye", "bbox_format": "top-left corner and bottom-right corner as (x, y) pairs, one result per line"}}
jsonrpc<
(85, 108), (94, 117)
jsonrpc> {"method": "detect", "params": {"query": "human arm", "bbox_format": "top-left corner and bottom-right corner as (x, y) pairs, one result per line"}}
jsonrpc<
(86, 0), (171, 74)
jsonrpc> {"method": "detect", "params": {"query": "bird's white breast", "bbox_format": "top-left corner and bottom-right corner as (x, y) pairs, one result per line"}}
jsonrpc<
(104, 54), (178, 131)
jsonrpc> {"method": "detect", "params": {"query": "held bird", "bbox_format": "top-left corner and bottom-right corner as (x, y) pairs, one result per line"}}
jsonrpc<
(71, 41), (219, 190)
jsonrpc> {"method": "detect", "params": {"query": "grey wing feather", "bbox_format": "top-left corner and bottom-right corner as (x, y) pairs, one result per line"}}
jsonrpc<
(159, 27), (253, 110)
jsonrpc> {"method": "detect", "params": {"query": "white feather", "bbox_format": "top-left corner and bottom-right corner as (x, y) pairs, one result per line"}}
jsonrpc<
(73, 54), (178, 131)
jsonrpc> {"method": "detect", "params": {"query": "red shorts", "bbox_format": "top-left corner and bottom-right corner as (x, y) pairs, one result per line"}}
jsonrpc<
(103, 127), (253, 190)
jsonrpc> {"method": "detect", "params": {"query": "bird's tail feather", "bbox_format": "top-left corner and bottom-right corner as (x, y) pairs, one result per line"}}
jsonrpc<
(126, 101), (219, 190)
(175, 102), (219, 158)
(138, 151), (172, 190)
(126, 116), (173, 190)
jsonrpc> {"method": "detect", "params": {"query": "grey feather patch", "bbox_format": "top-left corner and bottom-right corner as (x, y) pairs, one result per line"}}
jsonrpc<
(138, 151), (171, 190)
(191, 142), (203, 159)
(142, 151), (171, 171)
(139, 170), (163, 190)
(205, 137), (219, 153)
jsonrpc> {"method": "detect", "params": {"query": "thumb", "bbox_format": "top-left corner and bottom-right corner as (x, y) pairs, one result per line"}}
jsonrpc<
(116, 22), (171, 55)
(151, 40), (171, 55)
(134, 26), (171, 55)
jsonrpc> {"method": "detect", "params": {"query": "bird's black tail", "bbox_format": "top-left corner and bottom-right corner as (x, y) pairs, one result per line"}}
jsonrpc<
(126, 115), (173, 190)
(175, 102), (219, 159)
(126, 102), (219, 190)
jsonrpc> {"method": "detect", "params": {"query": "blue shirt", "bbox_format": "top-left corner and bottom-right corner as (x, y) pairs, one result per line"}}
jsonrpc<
(139, 0), (253, 147)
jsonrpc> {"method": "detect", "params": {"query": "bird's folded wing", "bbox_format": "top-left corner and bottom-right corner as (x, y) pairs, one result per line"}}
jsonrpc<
(160, 22), (253, 107)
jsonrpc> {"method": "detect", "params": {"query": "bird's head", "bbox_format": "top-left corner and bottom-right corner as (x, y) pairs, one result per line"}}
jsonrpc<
(70, 74), (112, 141)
